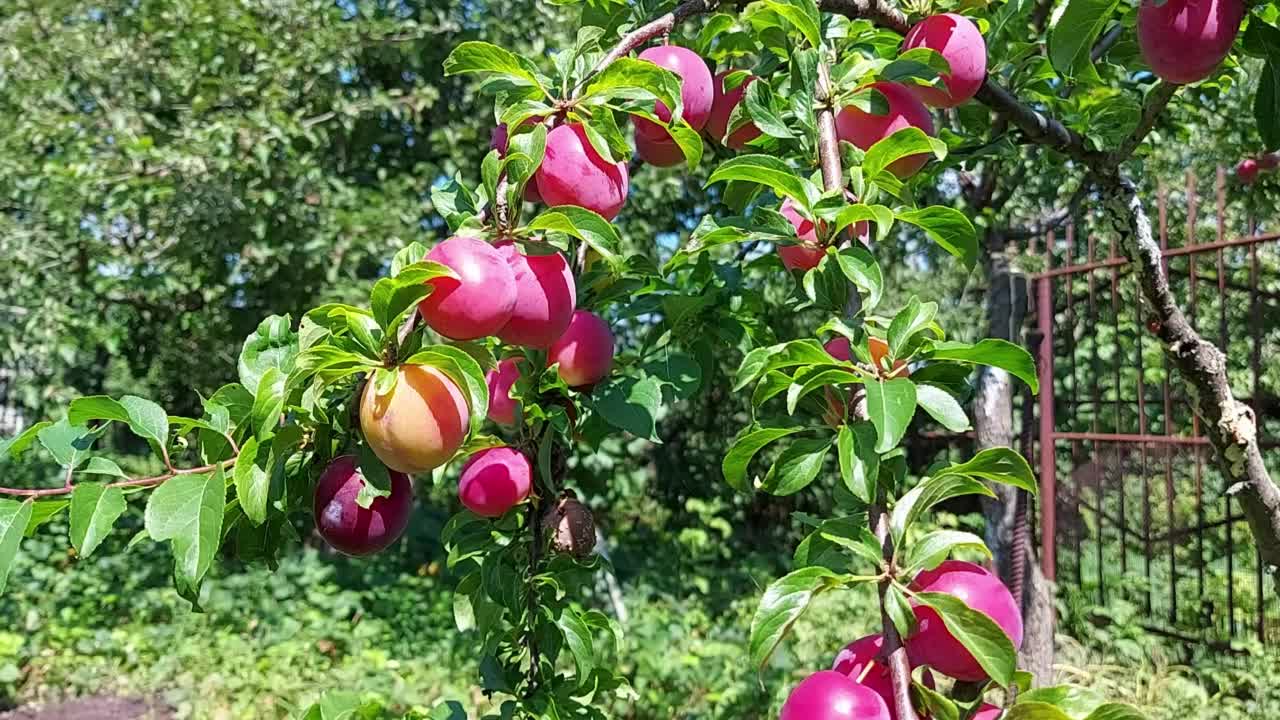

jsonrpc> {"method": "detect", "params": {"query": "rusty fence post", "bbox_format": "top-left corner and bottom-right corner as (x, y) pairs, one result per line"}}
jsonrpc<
(1037, 274), (1057, 583)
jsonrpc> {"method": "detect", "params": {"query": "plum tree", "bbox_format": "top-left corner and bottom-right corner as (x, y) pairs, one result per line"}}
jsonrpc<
(901, 14), (987, 108)
(548, 310), (615, 388)
(418, 236), (518, 340)
(360, 364), (471, 474)
(495, 242), (577, 348)
(907, 560), (1024, 681)
(706, 71), (762, 149)
(535, 123), (630, 220)
(832, 634), (932, 720)
(1137, 0), (1243, 84)
(485, 357), (522, 427)
(458, 446), (533, 518)
(835, 82), (936, 178)
(781, 670), (892, 720)
(313, 456), (413, 556)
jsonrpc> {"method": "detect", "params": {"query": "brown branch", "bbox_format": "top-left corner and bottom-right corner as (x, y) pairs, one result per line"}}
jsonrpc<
(873, 504), (920, 720)
(0, 457), (237, 499)
(1098, 174), (1280, 590)
(815, 60), (845, 193)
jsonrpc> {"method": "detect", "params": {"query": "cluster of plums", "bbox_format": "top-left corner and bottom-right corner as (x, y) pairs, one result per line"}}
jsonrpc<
(313, 228), (617, 554)
(781, 561), (1022, 720)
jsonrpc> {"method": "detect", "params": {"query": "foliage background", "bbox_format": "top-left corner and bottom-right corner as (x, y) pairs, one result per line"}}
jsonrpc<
(0, 0), (1276, 718)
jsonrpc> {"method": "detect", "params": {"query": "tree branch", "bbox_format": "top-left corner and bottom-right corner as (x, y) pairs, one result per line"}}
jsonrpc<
(873, 503), (920, 720)
(1097, 173), (1280, 589)
(0, 457), (237, 498)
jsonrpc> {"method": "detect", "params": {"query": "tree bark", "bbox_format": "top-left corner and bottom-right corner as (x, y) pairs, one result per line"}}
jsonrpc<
(1097, 173), (1280, 593)
(974, 231), (1055, 684)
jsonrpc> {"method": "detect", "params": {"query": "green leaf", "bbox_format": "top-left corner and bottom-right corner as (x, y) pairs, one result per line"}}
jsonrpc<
(556, 606), (597, 681)
(1047, 0), (1119, 84)
(762, 0), (822, 47)
(356, 443), (393, 508)
(896, 207), (978, 270)
(1256, 63), (1280, 150)
(722, 426), (806, 492)
(761, 437), (833, 496)
(144, 468), (226, 592)
(938, 447), (1038, 493)
(901, 530), (991, 574)
(250, 367), (286, 438)
(749, 567), (836, 669)
(37, 419), (98, 469)
(837, 423), (879, 503)
(443, 41), (547, 94)
(794, 515), (879, 570)
(233, 436), (270, 526)
(891, 474), (995, 544)
(864, 127), (947, 180)
(915, 590), (1018, 687)
(0, 500), (32, 594)
(915, 385), (970, 432)
(1082, 704), (1147, 720)
(734, 339), (834, 391)
(238, 315), (298, 398)
(786, 365), (864, 415)
(403, 345), (490, 436)
(887, 296), (938, 358)
(528, 206), (624, 272)
(885, 582), (917, 639)
(912, 678), (960, 720)
(864, 378), (917, 452)
(833, 247), (884, 311)
(1005, 704), (1074, 720)
(69, 395), (170, 456)
(707, 155), (819, 208)
(370, 260), (456, 331)
(592, 375), (663, 443)
(926, 339), (1039, 394)
(1019, 686), (1105, 719)
(581, 57), (682, 116)
(0, 422), (51, 462)
(69, 483), (127, 558)
(24, 500), (69, 537)
(740, 78), (794, 139)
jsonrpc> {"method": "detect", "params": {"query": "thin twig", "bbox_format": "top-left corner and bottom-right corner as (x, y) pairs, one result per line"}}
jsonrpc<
(0, 457), (238, 499)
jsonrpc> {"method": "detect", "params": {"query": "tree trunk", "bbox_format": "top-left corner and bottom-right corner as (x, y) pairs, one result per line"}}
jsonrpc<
(974, 231), (1056, 684)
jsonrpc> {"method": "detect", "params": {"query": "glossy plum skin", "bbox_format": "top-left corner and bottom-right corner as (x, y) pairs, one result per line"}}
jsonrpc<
(972, 704), (1003, 720)
(633, 45), (714, 140)
(635, 131), (688, 167)
(535, 123), (630, 220)
(458, 446), (533, 518)
(901, 14), (987, 108)
(1237, 158), (1260, 184)
(485, 357), (522, 427)
(780, 670), (892, 720)
(835, 82), (936, 178)
(907, 560), (1024, 681)
(825, 336), (852, 361)
(418, 237), (517, 340)
(360, 365), (471, 474)
(832, 633), (935, 720)
(706, 71), (762, 149)
(495, 242), (576, 348)
(776, 197), (869, 271)
(1137, 0), (1243, 85)
(548, 310), (615, 388)
(314, 455), (413, 556)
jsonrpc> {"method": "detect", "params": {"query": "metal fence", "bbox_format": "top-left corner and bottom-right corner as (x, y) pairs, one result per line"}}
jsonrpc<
(1031, 168), (1280, 647)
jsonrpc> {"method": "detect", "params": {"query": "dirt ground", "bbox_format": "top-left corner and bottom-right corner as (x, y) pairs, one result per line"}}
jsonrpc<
(0, 697), (172, 720)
